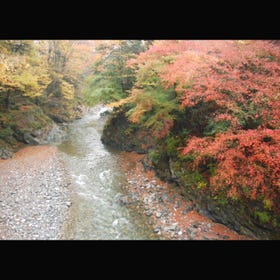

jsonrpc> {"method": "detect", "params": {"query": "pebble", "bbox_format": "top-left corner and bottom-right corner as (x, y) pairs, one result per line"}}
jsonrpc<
(153, 226), (161, 233)
(156, 212), (162, 218)
(144, 210), (153, 216)
(163, 223), (178, 232)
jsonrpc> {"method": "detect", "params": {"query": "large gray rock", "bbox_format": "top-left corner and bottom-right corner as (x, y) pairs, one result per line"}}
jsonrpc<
(23, 132), (40, 145)
(101, 108), (156, 153)
(0, 148), (13, 159)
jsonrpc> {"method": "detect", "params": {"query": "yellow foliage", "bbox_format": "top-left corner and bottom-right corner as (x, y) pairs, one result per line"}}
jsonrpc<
(107, 87), (157, 123)
(107, 97), (131, 108)
(128, 104), (149, 123)
(61, 80), (75, 99)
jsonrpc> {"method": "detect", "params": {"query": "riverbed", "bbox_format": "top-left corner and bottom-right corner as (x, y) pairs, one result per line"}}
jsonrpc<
(58, 105), (158, 239)
(0, 105), (251, 240)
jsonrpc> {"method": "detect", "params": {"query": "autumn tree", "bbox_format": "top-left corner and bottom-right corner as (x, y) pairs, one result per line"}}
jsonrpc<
(0, 40), (51, 110)
(0, 40), (97, 154)
(110, 40), (280, 220)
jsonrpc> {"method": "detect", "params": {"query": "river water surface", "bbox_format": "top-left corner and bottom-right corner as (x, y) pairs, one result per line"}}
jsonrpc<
(57, 105), (158, 239)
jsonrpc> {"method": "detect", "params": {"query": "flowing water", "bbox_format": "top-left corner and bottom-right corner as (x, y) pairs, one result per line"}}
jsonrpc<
(57, 105), (158, 239)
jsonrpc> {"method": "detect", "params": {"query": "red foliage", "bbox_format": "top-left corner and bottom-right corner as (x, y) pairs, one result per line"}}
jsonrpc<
(182, 129), (280, 210)
(130, 40), (280, 130)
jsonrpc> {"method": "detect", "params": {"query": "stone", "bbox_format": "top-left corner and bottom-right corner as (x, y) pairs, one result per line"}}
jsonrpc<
(156, 212), (162, 218)
(0, 148), (13, 159)
(153, 226), (161, 233)
(192, 222), (200, 228)
(163, 223), (178, 232)
(144, 210), (153, 216)
(23, 132), (40, 145)
(131, 192), (139, 201)
(66, 201), (72, 207)
(119, 195), (131, 205)
(190, 229), (199, 239)
(159, 194), (169, 203)
(174, 201), (180, 209)
(202, 235), (210, 240)
(182, 202), (194, 214)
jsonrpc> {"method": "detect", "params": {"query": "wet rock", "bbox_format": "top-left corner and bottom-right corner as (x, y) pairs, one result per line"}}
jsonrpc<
(148, 193), (156, 203)
(185, 227), (194, 235)
(131, 192), (139, 201)
(159, 194), (169, 203)
(143, 196), (150, 205)
(48, 114), (65, 124)
(47, 125), (67, 144)
(202, 235), (210, 240)
(153, 226), (161, 233)
(192, 222), (200, 228)
(189, 229), (199, 239)
(23, 132), (40, 145)
(146, 183), (153, 189)
(112, 219), (119, 227)
(101, 109), (156, 153)
(163, 223), (178, 232)
(182, 202), (194, 214)
(156, 212), (163, 218)
(0, 148), (13, 159)
(174, 201), (180, 209)
(119, 195), (131, 205)
(66, 201), (72, 207)
(219, 234), (230, 240)
(118, 218), (129, 226)
(144, 210), (153, 216)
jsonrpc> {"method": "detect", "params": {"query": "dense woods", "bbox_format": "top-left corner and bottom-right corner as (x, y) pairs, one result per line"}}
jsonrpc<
(1, 39), (280, 238)
(0, 40), (95, 157)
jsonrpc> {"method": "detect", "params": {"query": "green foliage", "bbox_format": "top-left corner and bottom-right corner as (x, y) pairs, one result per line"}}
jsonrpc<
(236, 102), (264, 129)
(178, 168), (207, 190)
(254, 211), (271, 224)
(84, 40), (150, 106)
(165, 135), (180, 157)
(213, 195), (228, 206)
(130, 87), (177, 122)
(148, 149), (164, 165)
(204, 120), (231, 136)
(0, 126), (14, 140)
(84, 74), (126, 106)
(178, 152), (196, 163)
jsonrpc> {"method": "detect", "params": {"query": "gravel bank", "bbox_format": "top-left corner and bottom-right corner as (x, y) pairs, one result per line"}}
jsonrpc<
(117, 151), (252, 240)
(0, 146), (71, 240)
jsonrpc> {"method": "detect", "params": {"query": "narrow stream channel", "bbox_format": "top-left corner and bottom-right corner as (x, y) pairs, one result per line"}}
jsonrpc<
(57, 105), (158, 239)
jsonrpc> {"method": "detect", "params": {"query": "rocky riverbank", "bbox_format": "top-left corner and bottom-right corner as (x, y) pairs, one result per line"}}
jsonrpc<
(0, 146), (71, 240)
(117, 151), (253, 240)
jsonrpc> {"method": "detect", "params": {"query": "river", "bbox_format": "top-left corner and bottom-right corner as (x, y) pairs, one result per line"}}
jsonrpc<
(57, 105), (158, 240)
